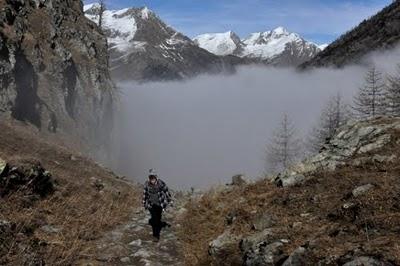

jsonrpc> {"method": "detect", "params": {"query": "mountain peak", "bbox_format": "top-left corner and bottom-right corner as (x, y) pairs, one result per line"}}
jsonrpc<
(272, 26), (289, 35)
(193, 31), (242, 56)
(140, 6), (152, 20)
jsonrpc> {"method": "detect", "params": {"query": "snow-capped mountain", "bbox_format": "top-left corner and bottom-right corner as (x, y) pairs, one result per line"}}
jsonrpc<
(84, 4), (239, 81)
(193, 31), (244, 56)
(194, 27), (322, 66)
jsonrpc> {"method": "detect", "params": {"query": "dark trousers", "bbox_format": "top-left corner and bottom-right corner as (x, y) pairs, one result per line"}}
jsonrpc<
(149, 205), (163, 238)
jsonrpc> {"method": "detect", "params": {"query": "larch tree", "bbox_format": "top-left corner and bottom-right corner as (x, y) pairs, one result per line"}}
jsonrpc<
(308, 93), (350, 154)
(353, 66), (386, 119)
(385, 65), (400, 116)
(266, 113), (302, 174)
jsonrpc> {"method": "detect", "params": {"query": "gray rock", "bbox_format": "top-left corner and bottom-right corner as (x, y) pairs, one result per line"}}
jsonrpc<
(276, 174), (305, 187)
(120, 257), (131, 263)
(243, 241), (286, 266)
(0, 158), (7, 176)
(282, 247), (307, 266)
(231, 174), (247, 186)
(352, 184), (374, 197)
(343, 256), (393, 266)
(240, 229), (275, 255)
(358, 134), (392, 154)
(40, 225), (61, 234)
(372, 154), (397, 163)
(209, 230), (241, 258)
(251, 212), (276, 231)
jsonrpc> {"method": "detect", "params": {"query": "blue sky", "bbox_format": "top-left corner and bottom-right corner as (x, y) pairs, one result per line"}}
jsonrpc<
(84, 0), (391, 45)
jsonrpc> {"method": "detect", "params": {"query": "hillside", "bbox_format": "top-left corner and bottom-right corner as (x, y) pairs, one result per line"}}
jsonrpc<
(301, 1), (400, 68)
(0, 0), (115, 154)
(178, 117), (400, 265)
(84, 4), (243, 82)
(0, 120), (140, 265)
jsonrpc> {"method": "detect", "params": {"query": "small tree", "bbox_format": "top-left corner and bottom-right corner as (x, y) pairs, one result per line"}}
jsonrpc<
(353, 66), (386, 119)
(266, 113), (302, 174)
(308, 93), (350, 153)
(385, 65), (400, 117)
(98, 0), (107, 29)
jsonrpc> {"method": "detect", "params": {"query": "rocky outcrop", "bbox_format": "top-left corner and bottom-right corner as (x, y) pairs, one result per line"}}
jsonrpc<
(0, 0), (115, 151)
(0, 158), (54, 198)
(275, 118), (400, 187)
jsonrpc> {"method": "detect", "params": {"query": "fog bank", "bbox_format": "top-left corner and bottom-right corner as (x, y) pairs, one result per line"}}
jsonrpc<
(112, 65), (374, 189)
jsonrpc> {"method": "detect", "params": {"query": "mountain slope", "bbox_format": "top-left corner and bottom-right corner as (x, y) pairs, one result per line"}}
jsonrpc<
(301, 1), (400, 68)
(0, 120), (139, 265)
(194, 27), (322, 66)
(178, 117), (400, 265)
(0, 0), (114, 153)
(84, 4), (240, 81)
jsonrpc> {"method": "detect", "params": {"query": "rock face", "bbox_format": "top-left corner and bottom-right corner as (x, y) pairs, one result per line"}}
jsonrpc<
(0, 0), (114, 151)
(84, 4), (242, 82)
(301, 1), (400, 68)
(275, 118), (400, 186)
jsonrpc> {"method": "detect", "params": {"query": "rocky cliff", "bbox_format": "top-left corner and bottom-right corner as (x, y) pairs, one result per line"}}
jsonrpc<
(178, 117), (400, 265)
(0, 0), (115, 151)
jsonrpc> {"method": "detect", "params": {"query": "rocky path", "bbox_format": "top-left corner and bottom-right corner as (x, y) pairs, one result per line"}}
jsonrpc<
(93, 204), (184, 266)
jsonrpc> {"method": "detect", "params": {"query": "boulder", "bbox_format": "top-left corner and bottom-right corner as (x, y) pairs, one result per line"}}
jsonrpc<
(209, 230), (241, 258)
(240, 229), (275, 253)
(0, 158), (7, 176)
(243, 240), (287, 266)
(343, 256), (393, 266)
(275, 174), (305, 187)
(0, 160), (54, 197)
(352, 184), (374, 197)
(282, 247), (307, 266)
(231, 174), (247, 186)
(251, 212), (276, 231)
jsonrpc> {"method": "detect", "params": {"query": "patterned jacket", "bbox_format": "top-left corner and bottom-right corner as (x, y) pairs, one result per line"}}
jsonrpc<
(142, 179), (172, 210)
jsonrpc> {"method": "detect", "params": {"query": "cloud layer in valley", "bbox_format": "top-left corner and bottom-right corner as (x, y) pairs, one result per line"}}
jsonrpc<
(110, 46), (400, 189)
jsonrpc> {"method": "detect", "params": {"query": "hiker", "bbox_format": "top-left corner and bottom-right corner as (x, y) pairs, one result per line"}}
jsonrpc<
(142, 169), (172, 242)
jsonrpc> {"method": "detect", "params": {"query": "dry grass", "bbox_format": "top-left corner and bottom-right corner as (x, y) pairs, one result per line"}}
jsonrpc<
(0, 120), (140, 265)
(178, 125), (400, 265)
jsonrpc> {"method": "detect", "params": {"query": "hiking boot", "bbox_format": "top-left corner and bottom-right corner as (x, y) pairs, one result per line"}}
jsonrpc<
(152, 236), (160, 242)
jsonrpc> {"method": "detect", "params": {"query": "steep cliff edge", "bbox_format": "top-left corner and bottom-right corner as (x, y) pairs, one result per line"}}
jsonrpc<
(0, 0), (114, 151)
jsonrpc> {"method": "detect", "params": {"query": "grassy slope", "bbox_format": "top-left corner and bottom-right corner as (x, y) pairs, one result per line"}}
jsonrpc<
(178, 122), (400, 265)
(0, 120), (140, 265)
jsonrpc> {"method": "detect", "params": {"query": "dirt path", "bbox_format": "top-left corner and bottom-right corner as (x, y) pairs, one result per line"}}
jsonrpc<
(92, 201), (184, 266)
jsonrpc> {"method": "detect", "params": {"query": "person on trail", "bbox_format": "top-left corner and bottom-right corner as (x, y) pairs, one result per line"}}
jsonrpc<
(142, 169), (172, 242)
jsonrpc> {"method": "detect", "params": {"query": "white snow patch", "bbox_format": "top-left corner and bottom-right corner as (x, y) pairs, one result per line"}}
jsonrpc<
(193, 31), (240, 56)
(141, 7), (151, 19)
(318, 44), (329, 50)
(84, 5), (137, 53)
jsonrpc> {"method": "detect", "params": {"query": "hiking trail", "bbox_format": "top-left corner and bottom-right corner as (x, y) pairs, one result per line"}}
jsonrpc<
(92, 199), (185, 265)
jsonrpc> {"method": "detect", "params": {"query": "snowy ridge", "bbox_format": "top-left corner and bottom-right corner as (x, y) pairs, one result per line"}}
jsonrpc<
(193, 31), (242, 56)
(194, 27), (323, 61)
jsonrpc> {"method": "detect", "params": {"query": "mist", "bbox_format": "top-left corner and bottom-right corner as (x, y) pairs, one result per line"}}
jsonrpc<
(111, 50), (400, 189)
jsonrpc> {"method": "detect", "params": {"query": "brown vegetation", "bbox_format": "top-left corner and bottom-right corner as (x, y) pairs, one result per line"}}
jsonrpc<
(178, 129), (400, 265)
(0, 120), (140, 265)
